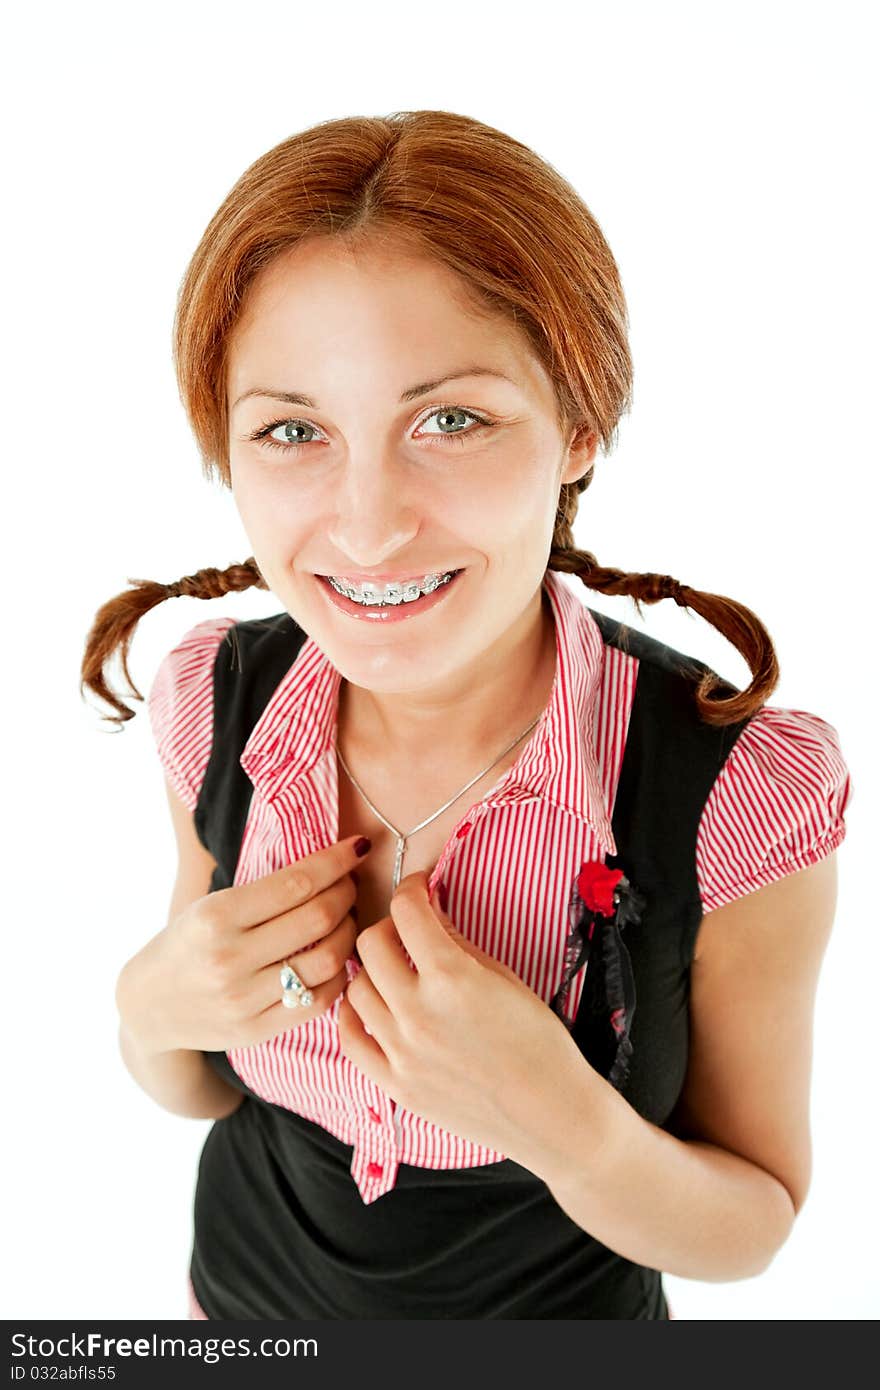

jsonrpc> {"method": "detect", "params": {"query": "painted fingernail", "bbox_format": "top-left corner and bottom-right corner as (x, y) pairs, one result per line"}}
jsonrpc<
(353, 836), (372, 857)
(437, 880), (449, 913)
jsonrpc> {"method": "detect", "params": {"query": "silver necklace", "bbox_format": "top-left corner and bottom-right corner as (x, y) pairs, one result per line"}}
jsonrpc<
(336, 712), (543, 893)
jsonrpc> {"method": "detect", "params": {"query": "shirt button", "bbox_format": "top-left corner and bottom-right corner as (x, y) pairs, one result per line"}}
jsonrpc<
(367, 1106), (382, 1123)
(456, 821), (473, 838)
(366, 1160), (384, 1179)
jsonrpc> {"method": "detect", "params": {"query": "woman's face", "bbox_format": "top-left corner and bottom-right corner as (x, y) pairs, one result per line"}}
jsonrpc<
(226, 235), (596, 696)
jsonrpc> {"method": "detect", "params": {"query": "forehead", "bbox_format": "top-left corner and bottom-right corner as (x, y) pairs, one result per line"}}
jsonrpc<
(237, 233), (484, 322)
(225, 235), (547, 400)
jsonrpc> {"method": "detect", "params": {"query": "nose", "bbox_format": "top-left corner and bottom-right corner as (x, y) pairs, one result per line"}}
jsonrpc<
(327, 456), (420, 566)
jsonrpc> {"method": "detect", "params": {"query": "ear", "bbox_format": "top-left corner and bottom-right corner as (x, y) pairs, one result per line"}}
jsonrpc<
(560, 425), (599, 488)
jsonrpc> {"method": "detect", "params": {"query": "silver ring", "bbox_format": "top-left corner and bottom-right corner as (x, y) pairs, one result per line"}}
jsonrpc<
(280, 959), (314, 1009)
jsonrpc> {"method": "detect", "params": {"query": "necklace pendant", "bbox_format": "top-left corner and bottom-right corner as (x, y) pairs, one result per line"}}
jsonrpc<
(392, 835), (406, 893)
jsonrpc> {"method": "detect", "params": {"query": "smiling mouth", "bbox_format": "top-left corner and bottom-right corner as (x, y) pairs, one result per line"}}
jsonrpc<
(319, 569), (463, 606)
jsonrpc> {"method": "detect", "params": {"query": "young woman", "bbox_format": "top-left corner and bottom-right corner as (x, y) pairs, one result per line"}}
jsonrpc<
(81, 109), (853, 1321)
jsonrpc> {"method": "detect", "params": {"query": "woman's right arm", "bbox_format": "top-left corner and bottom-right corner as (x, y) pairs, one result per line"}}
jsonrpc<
(114, 775), (245, 1120)
(116, 1022), (244, 1120)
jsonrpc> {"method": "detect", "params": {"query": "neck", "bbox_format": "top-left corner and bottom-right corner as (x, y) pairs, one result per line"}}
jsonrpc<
(336, 584), (557, 774)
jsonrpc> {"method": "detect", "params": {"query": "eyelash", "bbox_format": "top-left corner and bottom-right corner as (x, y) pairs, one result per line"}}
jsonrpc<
(247, 405), (495, 455)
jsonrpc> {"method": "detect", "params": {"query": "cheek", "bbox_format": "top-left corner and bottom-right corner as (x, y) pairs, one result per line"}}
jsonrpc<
(446, 452), (538, 532)
(231, 462), (317, 550)
(476, 453), (559, 546)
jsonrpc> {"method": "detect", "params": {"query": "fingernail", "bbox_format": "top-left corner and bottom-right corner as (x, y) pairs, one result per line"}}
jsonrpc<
(437, 880), (449, 913)
(353, 836), (372, 857)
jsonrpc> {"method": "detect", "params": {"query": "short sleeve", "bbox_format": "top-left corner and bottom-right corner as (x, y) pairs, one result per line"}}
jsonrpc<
(696, 706), (854, 915)
(146, 615), (237, 813)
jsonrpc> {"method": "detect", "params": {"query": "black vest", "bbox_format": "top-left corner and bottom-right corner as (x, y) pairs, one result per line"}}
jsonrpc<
(192, 602), (752, 1320)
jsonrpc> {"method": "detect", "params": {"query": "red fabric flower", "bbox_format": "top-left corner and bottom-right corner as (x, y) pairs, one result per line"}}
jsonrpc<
(575, 860), (624, 918)
(552, 855), (647, 1093)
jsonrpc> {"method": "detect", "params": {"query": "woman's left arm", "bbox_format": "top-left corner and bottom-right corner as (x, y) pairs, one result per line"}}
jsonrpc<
(536, 851), (841, 1282)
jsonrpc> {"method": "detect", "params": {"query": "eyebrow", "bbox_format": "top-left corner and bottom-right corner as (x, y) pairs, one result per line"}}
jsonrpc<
(231, 366), (518, 412)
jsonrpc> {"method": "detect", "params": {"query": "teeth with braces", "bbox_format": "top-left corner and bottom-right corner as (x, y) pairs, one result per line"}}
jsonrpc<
(326, 571), (457, 605)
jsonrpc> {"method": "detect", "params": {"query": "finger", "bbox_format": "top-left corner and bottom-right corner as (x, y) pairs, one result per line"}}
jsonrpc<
(269, 911), (359, 992)
(428, 888), (482, 966)
(389, 871), (459, 974)
(242, 911), (357, 1014)
(209, 834), (371, 932)
(428, 884), (469, 953)
(427, 889), (522, 984)
(337, 989), (393, 1086)
(429, 880), (457, 933)
(345, 963), (398, 1042)
(244, 965), (350, 1044)
(354, 917), (418, 1009)
(247, 874), (357, 968)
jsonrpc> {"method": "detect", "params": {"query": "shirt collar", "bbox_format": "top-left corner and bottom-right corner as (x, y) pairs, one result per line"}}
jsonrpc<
(240, 568), (616, 855)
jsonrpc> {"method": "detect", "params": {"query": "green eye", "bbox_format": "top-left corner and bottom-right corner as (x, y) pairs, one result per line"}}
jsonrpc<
(416, 406), (491, 441)
(248, 405), (495, 455)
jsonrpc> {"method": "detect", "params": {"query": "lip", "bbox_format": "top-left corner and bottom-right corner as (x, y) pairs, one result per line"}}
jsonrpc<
(317, 568), (460, 583)
(314, 568), (466, 623)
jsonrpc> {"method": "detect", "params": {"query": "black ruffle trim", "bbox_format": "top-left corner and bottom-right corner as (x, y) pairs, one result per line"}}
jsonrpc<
(550, 867), (646, 1092)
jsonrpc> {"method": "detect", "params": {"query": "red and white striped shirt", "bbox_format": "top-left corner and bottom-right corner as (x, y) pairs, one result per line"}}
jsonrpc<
(148, 570), (853, 1205)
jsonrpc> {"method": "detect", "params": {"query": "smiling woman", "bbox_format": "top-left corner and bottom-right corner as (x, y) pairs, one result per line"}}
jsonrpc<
(80, 109), (852, 1321)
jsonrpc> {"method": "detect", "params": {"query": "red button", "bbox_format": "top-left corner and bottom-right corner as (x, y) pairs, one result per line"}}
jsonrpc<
(366, 1160), (384, 1178)
(367, 1106), (381, 1123)
(456, 821), (473, 838)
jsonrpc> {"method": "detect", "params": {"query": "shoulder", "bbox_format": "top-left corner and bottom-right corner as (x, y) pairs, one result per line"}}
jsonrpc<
(146, 615), (238, 812)
(584, 604), (712, 682)
(696, 704), (854, 916)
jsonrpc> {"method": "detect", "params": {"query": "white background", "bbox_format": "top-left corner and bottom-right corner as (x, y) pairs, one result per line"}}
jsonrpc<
(4, 0), (876, 1321)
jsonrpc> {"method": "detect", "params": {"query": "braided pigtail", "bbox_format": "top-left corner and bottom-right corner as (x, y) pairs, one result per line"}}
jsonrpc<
(548, 542), (779, 727)
(79, 556), (268, 730)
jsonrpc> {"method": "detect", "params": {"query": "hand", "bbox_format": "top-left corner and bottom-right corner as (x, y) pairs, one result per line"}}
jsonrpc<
(337, 870), (592, 1169)
(116, 835), (371, 1055)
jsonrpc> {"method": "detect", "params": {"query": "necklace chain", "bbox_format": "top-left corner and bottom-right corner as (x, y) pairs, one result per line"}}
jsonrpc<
(335, 712), (543, 893)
